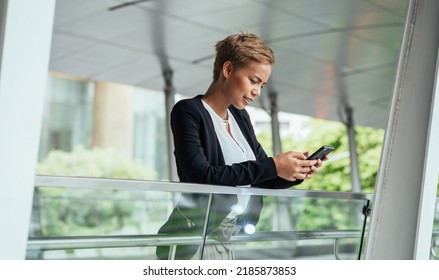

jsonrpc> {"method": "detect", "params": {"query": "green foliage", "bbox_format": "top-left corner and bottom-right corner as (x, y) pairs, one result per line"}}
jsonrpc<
(294, 198), (366, 231)
(258, 117), (439, 233)
(34, 147), (157, 237)
(258, 118), (384, 193)
(36, 189), (135, 236)
(257, 118), (384, 231)
(36, 146), (157, 179)
(291, 119), (352, 192)
(354, 126), (385, 193)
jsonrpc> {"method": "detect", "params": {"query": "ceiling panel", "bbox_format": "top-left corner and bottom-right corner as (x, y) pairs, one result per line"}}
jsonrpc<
(187, 3), (324, 35)
(366, 0), (408, 16)
(351, 25), (405, 51)
(54, 2), (151, 41)
(49, 0), (410, 129)
(344, 73), (394, 103)
(105, 19), (225, 62)
(263, 0), (405, 28)
(270, 49), (334, 91)
(92, 53), (175, 86)
(50, 42), (141, 77)
(138, 62), (212, 93)
(53, 0), (118, 25)
(49, 33), (95, 61)
(273, 32), (345, 62)
(135, 0), (255, 18)
(351, 104), (391, 128)
(280, 93), (340, 121)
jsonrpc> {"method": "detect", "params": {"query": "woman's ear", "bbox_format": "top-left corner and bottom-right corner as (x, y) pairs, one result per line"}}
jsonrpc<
(222, 61), (232, 79)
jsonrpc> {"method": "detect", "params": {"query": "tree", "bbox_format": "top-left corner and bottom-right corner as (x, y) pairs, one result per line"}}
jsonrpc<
(256, 118), (385, 231)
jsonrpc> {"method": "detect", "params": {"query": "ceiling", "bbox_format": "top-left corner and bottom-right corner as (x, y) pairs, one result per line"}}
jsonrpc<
(50, 0), (409, 129)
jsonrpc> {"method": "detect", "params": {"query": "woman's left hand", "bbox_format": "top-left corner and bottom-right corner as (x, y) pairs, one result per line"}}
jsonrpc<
(302, 153), (328, 179)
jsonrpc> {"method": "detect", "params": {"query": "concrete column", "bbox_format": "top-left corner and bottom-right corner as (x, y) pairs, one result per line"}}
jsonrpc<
(344, 106), (362, 193)
(365, 0), (439, 259)
(0, 0), (55, 259)
(92, 81), (134, 159)
(269, 91), (296, 257)
(163, 70), (178, 181)
(269, 91), (282, 156)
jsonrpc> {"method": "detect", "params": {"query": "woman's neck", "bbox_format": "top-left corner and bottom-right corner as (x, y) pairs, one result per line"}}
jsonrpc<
(202, 83), (229, 120)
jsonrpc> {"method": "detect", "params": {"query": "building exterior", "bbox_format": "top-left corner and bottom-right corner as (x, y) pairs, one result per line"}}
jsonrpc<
(0, 0), (438, 260)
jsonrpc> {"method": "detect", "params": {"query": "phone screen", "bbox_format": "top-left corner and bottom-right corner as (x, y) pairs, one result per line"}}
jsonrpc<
(307, 145), (334, 160)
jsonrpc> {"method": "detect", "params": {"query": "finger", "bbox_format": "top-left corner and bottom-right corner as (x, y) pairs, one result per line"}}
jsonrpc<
(289, 151), (307, 160)
(297, 172), (315, 180)
(295, 173), (307, 180)
(299, 159), (318, 166)
(304, 167), (313, 174)
(303, 166), (314, 173)
(307, 169), (317, 176)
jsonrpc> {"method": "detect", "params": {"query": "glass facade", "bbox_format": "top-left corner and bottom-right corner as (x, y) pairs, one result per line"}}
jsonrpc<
(434, 180), (439, 259)
(37, 73), (169, 180)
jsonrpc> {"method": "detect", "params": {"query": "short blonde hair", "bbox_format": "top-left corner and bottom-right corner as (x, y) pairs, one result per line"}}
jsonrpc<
(212, 33), (275, 81)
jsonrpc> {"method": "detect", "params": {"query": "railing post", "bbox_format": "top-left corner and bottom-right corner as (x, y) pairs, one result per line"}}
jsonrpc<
(199, 194), (213, 260)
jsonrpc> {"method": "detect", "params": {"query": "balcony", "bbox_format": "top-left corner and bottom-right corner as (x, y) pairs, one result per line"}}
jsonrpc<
(27, 176), (439, 260)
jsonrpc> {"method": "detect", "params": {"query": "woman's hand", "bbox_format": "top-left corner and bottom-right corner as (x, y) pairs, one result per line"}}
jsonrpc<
(302, 151), (329, 178)
(273, 151), (319, 181)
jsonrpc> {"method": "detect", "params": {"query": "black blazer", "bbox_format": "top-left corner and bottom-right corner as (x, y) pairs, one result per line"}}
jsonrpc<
(156, 95), (301, 259)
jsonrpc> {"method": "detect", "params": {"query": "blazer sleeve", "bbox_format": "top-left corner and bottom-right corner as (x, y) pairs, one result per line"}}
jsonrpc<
(171, 100), (283, 187)
(252, 139), (303, 189)
(237, 109), (303, 189)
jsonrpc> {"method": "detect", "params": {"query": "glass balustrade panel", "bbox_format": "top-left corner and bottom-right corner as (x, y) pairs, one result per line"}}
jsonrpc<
(27, 186), (211, 260)
(201, 194), (370, 260)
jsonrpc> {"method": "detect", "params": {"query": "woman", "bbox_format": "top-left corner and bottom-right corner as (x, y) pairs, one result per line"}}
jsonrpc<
(156, 33), (326, 260)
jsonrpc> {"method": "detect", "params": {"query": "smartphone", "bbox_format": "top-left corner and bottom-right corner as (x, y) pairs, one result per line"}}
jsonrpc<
(307, 145), (334, 160)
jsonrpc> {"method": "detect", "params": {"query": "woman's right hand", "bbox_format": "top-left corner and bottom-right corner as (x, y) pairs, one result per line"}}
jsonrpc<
(273, 151), (318, 181)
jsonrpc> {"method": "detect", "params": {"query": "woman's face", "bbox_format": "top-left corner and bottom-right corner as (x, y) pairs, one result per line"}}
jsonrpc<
(222, 61), (272, 109)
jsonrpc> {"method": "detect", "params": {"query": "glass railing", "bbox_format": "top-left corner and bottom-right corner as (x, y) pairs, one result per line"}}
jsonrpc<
(27, 176), (372, 260)
(432, 198), (439, 260)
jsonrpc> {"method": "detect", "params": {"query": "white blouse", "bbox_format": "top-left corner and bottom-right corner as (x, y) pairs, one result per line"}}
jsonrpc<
(202, 100), (256, 218)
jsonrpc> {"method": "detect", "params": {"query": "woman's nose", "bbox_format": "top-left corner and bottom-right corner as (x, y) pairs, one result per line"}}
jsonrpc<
(252, 87), (261, 97)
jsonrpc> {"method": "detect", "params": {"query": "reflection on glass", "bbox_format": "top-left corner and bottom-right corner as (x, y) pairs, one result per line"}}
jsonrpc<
(27, 183), (371, 260)
(432, 197), (439, 260)
(208, 195), (369, 260)
(37, 74), (168, 180)
(28, 186), (210, 260)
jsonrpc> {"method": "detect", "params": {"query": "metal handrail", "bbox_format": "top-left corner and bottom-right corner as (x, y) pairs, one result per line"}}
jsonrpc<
(431, 231), (439, 260)
(27, 229), (363, 251)
(35, 175), (373, 201)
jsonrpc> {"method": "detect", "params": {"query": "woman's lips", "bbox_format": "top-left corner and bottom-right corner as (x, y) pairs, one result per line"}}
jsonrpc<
(244, 97), (253, 104)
